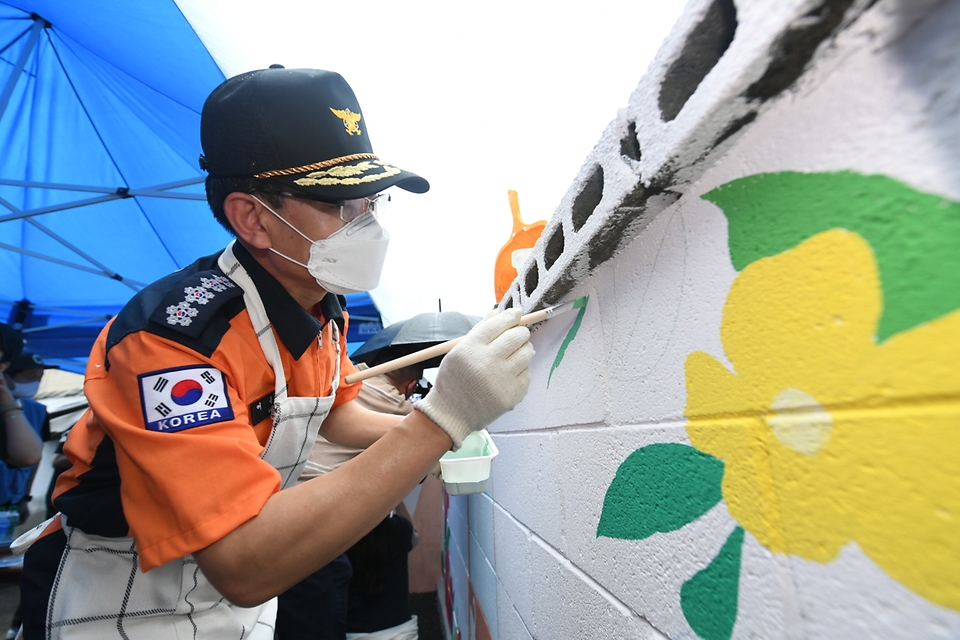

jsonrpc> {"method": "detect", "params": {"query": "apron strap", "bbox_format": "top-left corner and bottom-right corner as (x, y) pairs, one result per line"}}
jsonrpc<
(218, 241), (289, 402)
(330, 321), (341, 395)
(218, 241), (345, 489)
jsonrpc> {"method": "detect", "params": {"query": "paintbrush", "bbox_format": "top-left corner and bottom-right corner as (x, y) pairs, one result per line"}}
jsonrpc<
(344, 297), (587, 384)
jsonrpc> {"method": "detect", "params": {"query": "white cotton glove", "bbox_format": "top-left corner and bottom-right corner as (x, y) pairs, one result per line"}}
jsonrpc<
(415, 309), (534, 450)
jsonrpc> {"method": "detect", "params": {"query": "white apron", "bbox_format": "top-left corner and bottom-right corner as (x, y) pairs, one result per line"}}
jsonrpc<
(346, 616), (419, 640)
(26, 242), (340, 639)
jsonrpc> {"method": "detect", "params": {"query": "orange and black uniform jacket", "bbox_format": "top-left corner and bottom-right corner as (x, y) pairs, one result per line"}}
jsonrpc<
(42, 243), (361, 571)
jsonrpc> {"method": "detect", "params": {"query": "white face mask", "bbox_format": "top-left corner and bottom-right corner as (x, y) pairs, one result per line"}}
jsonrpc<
(252, 195), (390, 295)
(11, 379), (40, 399)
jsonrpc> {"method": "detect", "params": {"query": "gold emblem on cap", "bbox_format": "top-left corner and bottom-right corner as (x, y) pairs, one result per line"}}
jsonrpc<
(330, 108), (362, 136)
(294, 160), (401, 187)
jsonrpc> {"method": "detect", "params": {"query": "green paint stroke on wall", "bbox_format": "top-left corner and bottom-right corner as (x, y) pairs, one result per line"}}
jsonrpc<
(547, 296), (589, 387)
(703, 171), (960, 341)
(681, 526), (745, 640)
(597, 443), (724, 540)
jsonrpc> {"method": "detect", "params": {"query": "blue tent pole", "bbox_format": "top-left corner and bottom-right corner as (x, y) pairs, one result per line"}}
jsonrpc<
(0, 194), (145, 288)
(0, 177), (207, 200)
(22, 318), (110, 333)
(0, 239), (146, 285)
(0, 300), (113, 320)
(25, 218), (143, 291)
(0, 193), (125, 222)
(0, 177), (209, 224)
(0, 16), (43, 122)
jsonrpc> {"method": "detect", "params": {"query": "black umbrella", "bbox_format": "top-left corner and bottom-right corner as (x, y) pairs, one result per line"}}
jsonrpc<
(350, 312), (481, 368)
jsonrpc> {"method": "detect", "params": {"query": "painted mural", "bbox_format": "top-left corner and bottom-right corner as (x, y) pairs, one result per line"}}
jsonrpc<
(442, 1), (960, 638)
(547, 296), (588, 387)
(441, 490), (462, 640)
(599, 171), (960, 638)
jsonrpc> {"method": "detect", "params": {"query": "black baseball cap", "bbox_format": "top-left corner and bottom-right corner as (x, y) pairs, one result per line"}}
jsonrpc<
(199, 67), (429, 201)
(0, 323), (23, 363)
(7, 352), (58, 375)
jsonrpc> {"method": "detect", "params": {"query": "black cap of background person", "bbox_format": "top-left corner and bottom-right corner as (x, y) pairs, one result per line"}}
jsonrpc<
(199, 65), (429, 202)
(6, 352), (58, 375)
(0, 323), (24, 363)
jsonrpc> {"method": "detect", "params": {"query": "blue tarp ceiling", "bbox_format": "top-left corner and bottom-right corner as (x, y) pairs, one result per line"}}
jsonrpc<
(0, 0), (382, 371)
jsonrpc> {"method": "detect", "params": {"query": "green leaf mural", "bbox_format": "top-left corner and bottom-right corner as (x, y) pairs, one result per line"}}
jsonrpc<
(548, 296), (589, 387)
(681, 527), (745, 640)
(597, 443), (724, 540)
(703, 171), (960, 341)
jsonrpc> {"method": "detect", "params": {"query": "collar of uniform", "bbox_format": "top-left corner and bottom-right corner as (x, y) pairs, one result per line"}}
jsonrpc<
(233, 243), (345, 360)
(319, 293), (346, 335)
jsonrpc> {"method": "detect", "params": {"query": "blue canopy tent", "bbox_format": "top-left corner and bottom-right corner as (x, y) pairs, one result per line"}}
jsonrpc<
(343, 293), (386, 357)
(0, 0), (382, 371)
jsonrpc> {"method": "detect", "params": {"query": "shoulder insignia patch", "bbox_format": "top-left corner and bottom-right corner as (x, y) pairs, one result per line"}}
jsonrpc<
(139, 365), (235, 433)
(149, 271), (244, 338)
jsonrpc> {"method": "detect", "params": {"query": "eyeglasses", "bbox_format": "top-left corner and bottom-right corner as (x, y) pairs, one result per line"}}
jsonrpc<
(279, 190), (390, 223)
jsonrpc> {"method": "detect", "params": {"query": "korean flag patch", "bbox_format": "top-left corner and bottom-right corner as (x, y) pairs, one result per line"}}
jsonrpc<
(139, 365), (234, 433)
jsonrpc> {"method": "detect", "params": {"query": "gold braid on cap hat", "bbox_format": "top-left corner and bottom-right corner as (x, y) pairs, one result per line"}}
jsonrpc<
(253, 153), (379, 179)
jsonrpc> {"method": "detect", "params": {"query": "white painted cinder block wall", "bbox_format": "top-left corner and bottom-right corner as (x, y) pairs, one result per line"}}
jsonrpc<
(443, 0), (960, 638)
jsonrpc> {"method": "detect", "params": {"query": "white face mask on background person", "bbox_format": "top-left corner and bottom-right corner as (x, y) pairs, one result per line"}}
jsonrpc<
(251, 195), (390, 295)
(10, 379), (40, 399)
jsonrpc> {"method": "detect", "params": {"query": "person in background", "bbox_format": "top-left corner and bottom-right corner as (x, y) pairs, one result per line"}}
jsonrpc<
(282, 359), (428, 640)
(347, 361), (428, 640)
(344, 504), (418, 640)
(277, 362), (425, 640)
(345, 329), (458, 640)
(19, 67), (534, 639)
(297, 362), (425, 478)
(0, 325), (44, 527)
(354, 359), (444, 640)
(352, 363), (423, 415)
(1, 351), (55, 525)
(3, 352), (55, 640)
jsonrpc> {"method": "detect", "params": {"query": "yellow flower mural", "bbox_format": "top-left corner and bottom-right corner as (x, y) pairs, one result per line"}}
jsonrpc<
(600, 172), (960, 639)
(685, 229), (960, 610)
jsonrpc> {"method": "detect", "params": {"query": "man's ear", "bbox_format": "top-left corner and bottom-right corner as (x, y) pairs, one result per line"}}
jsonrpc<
(224, 192), (273, 250)
(403, 379), (418, 399)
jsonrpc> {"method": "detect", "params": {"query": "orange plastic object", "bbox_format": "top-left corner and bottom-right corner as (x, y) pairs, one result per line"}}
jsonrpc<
(494, 190), (547, 301)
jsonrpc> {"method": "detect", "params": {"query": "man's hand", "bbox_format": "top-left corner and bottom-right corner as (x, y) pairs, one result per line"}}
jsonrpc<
(415, 309), (534, 449)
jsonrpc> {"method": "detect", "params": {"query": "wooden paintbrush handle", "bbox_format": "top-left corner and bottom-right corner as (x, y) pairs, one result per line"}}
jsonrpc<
(344, 306), (561, 385)
(346, 337), (464, 384)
